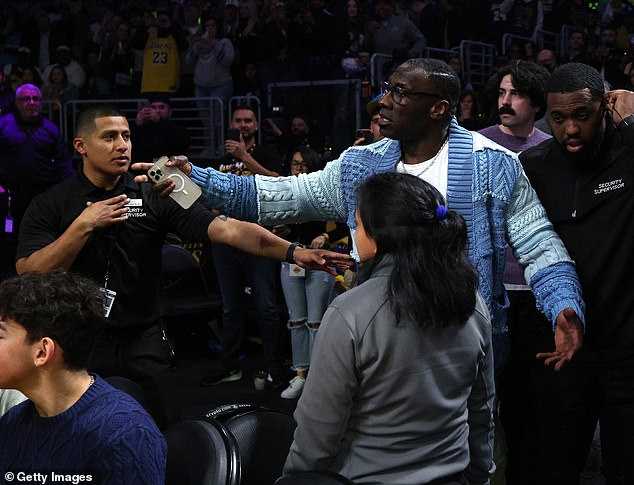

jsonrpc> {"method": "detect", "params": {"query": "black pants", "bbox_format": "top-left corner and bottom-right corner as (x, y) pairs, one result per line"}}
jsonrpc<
(88, 323), (172, 380)
(88, 323), (173, 426)
(500, 290), (560, 485)
(503, 291), (634, 485)
(212, 244), (282, 371)
(539, 355), (634, 485)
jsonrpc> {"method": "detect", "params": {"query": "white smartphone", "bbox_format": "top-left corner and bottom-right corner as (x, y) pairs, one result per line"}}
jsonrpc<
(147, 156), (202, 209)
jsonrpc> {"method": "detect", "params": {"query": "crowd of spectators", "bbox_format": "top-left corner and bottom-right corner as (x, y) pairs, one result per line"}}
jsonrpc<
(0, 1), (632, 147)
(1, 2), (634, 483)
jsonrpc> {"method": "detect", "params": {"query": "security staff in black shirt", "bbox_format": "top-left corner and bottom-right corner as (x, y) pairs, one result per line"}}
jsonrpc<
(15, 105), (351, 390)
(518, 63), (634, 485)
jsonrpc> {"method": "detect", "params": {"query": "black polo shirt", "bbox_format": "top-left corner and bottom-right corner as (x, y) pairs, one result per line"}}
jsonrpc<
(17, 168), (215, 328)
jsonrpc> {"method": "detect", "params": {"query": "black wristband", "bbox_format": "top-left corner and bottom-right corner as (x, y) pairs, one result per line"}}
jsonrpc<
(285, 242), (300, 263)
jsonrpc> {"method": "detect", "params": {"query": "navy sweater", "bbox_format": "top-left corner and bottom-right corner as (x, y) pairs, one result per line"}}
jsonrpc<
(0, 376), (166, 484)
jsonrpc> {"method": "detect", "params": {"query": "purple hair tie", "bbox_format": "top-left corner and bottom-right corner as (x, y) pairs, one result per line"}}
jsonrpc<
(435, 205), (447, 221)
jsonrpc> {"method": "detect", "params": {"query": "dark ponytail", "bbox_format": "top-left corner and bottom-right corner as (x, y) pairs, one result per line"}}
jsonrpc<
(356, 172), (478, 330)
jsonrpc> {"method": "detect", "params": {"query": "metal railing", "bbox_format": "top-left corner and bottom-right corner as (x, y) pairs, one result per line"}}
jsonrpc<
(41, 101), (64, 138)
(64, 99), (149, 142)
(502, 34), (532, 55)
(369, 53), (393, 91)
(63, 97), (225, 157)
(265, 78), (362, 130)
(559, 24), (577, 58)
(171, 97), (224, 157)
(370, 48), (460, 92)
(460, 40), (497, 91)
(423, 46), (460, 61)
(536, 30), (561, 55)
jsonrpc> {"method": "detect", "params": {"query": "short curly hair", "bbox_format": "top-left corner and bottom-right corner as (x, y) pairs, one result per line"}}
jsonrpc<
(0, 270), (105, 370)
(545, 62), (605, 102)
(497, 60), (551, 117)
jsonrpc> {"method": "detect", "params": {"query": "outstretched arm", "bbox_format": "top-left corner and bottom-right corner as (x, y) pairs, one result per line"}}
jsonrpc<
(207, 215), (353, 275)
(505, 162), (585, 369)
(132, 157), (260, 221)
(132, 152), (349, 225)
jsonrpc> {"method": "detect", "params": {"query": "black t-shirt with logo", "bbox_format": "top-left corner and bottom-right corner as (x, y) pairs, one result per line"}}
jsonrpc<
(521, 122), (634, 361)
(17, 168), (215, 328)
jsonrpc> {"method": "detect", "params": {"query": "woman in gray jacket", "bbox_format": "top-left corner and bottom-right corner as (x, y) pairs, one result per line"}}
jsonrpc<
(283, 172), (495, 485)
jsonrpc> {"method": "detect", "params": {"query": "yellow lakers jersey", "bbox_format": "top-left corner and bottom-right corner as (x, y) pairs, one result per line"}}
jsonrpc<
(141, 32), (181, 93)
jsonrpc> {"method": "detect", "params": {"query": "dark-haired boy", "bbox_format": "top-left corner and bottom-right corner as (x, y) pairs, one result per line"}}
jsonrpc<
(0, 270), (166, 484)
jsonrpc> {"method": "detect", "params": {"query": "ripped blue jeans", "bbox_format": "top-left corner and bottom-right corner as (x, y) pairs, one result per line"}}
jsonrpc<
(280, 262), (335, 370)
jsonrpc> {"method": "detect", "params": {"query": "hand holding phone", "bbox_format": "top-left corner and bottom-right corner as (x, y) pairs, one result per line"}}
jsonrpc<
(226, 128), (241, 141)
(355, 129), (374, 145)
(147, 156), (202, 209)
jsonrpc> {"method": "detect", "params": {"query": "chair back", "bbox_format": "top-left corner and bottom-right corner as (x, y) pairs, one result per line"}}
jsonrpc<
(161, 244), (221, 318)
(204, 403), (266, 423)
(105, 376), (150, 411)
(227, 409), (297, 485)
(208, 407), (296, 485)
(164, 419), (240, 485)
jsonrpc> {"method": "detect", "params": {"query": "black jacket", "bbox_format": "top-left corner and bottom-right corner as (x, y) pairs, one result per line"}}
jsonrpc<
(520, 120), (634, 361)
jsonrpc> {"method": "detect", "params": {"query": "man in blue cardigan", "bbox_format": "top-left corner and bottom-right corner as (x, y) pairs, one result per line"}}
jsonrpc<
(134, 58), (585, 374)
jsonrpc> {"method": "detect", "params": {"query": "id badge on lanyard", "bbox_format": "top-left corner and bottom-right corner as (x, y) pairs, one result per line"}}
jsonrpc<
(100, 262), (117, 317)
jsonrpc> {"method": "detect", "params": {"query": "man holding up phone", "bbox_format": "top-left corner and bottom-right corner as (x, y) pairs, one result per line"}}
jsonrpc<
(13, 105), (350, 408)
(353, 94), (385, 146)
(222, 107), (281, 176)
(203, 107), (288, 387)
(132, 98), (191, 163)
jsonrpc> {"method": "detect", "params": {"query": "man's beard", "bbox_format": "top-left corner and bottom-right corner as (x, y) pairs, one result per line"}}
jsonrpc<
(242, 132), (255, 144)
(559, 124), (605, 168)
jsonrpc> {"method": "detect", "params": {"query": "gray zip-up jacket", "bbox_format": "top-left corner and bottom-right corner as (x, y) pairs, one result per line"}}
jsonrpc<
(283, 260), (495, 485)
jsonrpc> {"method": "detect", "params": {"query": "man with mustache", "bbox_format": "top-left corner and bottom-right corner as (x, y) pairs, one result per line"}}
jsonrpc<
(519, 62), (634, 485)
(479, 60), (551, 152)
(478, 59), (553, 484)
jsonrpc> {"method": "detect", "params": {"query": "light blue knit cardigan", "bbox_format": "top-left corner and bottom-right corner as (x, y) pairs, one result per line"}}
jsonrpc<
(191, 118), (585, 339)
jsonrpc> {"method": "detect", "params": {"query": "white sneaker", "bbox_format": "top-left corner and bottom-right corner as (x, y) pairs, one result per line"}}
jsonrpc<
(280, 376), (305, 399)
